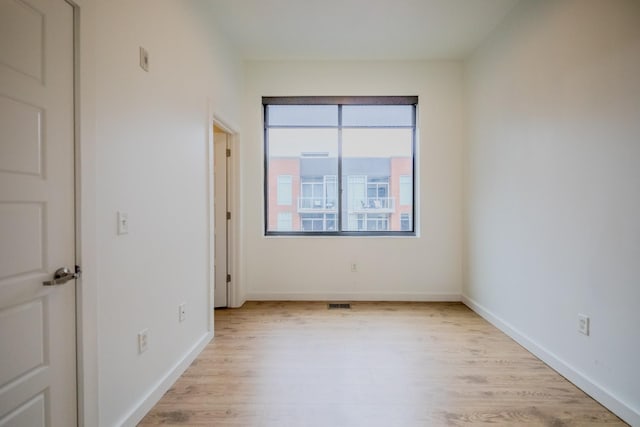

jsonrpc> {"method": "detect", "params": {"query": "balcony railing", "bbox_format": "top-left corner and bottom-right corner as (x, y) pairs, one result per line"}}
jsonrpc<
(349, 197), (395, 213)
(298, 197), (396, 213)
(298, 197), (338, 212)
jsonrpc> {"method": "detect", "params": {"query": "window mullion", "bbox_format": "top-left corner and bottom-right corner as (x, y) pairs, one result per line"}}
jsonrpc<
(337, 104), (343, 233)
(263, 105), (269, 235)
(412, 105), (417, 233)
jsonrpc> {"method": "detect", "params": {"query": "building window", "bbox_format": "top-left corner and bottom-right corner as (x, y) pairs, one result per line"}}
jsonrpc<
(301, 213), (337, 231)
(277, 175), (292, 205)
(277, 212), (293, 231)
(366, 214), (390, 231)
(399, 175), (412, 206)
(299, 176), (337, 210)
(264, 96), (416, 235)
(400, 213), (411, 231)
(367, 177), (390, 209)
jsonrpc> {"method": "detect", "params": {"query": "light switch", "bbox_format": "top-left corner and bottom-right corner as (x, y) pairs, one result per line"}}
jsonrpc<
(139, 47), (149, 72)
(117, 211), (129, 235)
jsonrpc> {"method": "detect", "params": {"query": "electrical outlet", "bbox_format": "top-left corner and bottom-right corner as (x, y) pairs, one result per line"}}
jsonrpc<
(350, 263), (357, 272)
(117, 211), (129, 235)
(138, 329), (149, 353)
(578, 314), (590, 336)
(178, 303), (186, 322)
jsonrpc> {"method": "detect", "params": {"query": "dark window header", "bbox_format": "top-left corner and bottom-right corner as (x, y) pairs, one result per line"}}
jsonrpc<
(262, 96), (418, 106)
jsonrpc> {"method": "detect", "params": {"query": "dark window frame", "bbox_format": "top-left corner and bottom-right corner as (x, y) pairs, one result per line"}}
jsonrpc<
(264, 96), (417, 236)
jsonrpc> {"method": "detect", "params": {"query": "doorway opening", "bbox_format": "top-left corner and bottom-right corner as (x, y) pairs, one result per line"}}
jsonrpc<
(213, 125), (232, 308)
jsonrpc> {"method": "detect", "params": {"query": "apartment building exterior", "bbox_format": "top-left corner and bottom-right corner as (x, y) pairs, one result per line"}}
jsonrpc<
(267, 155), (413, 232)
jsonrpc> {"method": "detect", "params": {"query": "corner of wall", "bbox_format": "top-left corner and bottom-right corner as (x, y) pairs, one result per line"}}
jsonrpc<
(463, 1), (640, 424)
(462, 296), (640, 426)
(119, 332), (213, 427)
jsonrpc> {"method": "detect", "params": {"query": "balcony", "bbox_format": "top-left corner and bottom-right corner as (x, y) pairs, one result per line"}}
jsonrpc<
(349, 197), (395, 213)
(298, 197), (396, 213)
(298, 197), (338, 212)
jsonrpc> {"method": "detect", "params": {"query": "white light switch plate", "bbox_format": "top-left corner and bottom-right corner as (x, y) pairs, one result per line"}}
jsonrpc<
(117, 211), (129, 235)
(139, 47), (149, 72)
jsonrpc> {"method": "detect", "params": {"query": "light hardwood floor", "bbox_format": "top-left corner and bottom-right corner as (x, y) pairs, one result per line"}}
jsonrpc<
(139, 302), (626, 426)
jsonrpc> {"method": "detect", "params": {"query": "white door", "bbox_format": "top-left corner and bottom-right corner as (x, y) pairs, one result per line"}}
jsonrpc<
(0, 0), (77, 426)
(213, 131), (229, 308)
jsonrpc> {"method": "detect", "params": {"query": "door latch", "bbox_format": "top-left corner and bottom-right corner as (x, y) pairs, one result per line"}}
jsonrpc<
(43, 267), (79, 286)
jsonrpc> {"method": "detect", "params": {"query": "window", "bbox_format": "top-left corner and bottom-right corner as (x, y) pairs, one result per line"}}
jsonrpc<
(345, 213), (391, 232)
(400, 213), (411, 231)
(366, 214), (389, 231)
(277, 212), (293, 231)
(399, 175), (412, 206)
(264, 96), (416, 235)
(299, 176), (337, 210)
(277, 175), (292, 205)
(301, 213), (337, 231)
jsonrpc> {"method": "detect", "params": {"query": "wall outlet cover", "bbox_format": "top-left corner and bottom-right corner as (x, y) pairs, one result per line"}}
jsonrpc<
(178, 303), (186, 322)
(578, 314), (590, 336)
(138, 329), (149, 353)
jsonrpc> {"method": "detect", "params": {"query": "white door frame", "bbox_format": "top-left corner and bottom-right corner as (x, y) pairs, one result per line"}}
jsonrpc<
(208, 108), (240, 330)
(67, 1), (88, 425)
(213, 128), (230, 308)
(70, 0), (82, 424)
(71, 0), (100, 425)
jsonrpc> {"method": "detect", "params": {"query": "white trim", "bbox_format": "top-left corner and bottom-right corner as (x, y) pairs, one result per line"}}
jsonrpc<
(118, 332), (213, 427)
(228, 129), (245, 308)
(72, 0), (100, 425)
(212, 115), (243, 308)
(71, 1), (84, 425)
(206, 100), (215, 330)
(209, 109), (241, 317)
(212, 113), (238, 137)
(245, 292), (461, 302)
(462, 295), (640, 427)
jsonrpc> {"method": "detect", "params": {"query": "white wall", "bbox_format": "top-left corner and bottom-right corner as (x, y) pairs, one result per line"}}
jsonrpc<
(93, 2), (242, 425)
(465, 0), (640, 424)
(241, 61), (464, 301)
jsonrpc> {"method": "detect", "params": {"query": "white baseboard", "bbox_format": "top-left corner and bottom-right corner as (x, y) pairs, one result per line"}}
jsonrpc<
(118, 331), (214, 427)
(245, 291), (461, 302)
(462, 295), (639, 427)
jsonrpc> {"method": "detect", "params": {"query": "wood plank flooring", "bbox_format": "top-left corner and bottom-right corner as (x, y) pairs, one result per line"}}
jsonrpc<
(139, 301), (626, 426)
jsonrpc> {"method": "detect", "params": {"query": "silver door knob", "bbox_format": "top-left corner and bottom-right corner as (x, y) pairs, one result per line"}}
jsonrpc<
(43, 267), (79, 286)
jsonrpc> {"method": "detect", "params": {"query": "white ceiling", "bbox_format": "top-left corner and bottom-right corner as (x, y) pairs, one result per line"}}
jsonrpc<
(204, 0), (519, 61)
